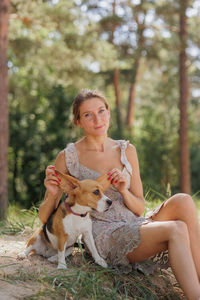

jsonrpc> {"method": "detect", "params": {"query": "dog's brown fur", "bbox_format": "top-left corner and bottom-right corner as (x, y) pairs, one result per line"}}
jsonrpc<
(19, 171), (111, 269)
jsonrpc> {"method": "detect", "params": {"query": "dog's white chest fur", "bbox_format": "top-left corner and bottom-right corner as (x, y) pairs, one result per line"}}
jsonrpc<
(47, 213), (92, 249)
(63, 214), (92, 245)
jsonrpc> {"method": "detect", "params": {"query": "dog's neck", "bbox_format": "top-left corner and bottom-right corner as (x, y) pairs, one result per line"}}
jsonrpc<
(65, 202), (91, 217)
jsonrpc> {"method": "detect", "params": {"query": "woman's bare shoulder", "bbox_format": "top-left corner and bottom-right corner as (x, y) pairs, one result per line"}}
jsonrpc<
(55, 149), (68, 173)
(127, 142), (136, 153)
(126, 143), (138, 163)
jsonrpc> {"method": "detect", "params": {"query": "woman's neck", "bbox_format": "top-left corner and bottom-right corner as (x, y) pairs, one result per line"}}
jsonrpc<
(82, 135), (110, 152)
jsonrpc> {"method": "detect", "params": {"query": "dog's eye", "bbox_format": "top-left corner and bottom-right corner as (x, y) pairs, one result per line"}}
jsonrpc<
(93, 189), (100, 195)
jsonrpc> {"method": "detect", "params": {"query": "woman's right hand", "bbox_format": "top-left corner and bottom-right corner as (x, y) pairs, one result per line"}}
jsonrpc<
(44, 165), (61, 197)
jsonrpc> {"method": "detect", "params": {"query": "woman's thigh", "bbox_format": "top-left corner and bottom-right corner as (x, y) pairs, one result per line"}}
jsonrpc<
(127, 220), (177, 263)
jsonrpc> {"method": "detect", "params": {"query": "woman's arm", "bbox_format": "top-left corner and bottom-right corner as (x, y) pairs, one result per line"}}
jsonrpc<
(123, 144), (145, 216)
(38, 150), (68, 224)
(108, 144), (145, 216)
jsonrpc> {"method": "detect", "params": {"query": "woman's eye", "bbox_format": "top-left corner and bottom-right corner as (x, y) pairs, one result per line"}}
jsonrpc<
(85, 113), (92, 118)
(93, 189), (100, 195)
(99, 109), (105, 113)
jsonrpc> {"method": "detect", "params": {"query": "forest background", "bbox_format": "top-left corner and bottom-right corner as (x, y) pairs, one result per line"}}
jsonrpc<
(1, 0), (200, 211)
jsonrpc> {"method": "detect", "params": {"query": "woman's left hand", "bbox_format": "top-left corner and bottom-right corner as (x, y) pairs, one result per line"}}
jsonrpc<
(107, 168), (128, 193)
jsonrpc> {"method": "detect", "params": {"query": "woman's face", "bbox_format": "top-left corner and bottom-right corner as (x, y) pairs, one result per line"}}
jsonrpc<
(76, 97), (110, 137)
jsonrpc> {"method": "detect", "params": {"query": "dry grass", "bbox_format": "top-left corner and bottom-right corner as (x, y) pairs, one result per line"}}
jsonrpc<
(0, 236), (184, 300)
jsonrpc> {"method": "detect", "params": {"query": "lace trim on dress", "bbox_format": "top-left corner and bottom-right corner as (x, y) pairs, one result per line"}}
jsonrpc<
(65, 140), (132, 177)
(107, 219), (146, 273)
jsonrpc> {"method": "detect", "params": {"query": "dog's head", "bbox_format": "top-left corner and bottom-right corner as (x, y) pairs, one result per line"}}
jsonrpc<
(55, 169), (112, 212)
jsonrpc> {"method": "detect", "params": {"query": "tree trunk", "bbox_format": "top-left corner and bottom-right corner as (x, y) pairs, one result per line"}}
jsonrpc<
(111, 0), (122, 135)
(0, 0), (10, 220)
(126, 3), (145, 131)
(126, 58), (140, 128)
(113, 68), (122, 135)
(179, 0), (191, 194)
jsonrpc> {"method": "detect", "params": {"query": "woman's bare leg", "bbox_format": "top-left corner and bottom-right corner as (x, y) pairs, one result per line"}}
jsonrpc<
(127, 220), (200, 300)
(151, 193), (200, 278)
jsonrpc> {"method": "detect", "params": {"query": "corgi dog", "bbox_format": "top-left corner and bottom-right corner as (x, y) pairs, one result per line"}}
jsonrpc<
(18, 170), (111, 269)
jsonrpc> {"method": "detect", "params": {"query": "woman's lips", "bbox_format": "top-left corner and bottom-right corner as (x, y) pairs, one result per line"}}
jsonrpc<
(95, 125), (104, 129)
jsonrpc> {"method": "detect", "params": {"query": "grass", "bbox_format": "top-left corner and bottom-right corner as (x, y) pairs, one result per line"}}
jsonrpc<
(1, 191), (200, 299)
(2, 255), (182, 300)
(0, 204), (39, 235)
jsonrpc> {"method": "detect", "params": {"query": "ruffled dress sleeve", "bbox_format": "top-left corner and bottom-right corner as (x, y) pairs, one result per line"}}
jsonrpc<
(115, 140), (133, 189)
(117, 140), (133, 175)
(64, 143), (80, 178)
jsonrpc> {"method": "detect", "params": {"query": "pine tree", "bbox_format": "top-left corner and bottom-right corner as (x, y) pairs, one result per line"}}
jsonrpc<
(0, 0), (10, 219)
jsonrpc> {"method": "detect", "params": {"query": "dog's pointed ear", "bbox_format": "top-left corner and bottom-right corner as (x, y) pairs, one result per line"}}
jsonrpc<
(96, 174), (111, 192)
(54, 169), (80, 194)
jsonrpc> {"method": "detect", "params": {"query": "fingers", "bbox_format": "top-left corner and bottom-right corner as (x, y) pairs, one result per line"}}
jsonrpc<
(45, 165), (56, 176)
(44, 178), (60, 187)
(44, 165), (61, 187)
(107, 168), (126, 184)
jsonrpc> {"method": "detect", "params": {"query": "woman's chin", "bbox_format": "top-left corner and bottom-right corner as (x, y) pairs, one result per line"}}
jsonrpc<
(94, 128), (108, 136)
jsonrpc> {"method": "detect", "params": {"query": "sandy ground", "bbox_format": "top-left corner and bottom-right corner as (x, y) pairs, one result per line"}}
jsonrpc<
(0, 232), (55, 300)
(0, 232), (185, 300)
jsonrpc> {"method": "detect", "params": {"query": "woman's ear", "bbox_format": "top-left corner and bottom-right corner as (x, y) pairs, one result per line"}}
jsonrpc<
(76, 119), (83, 129)
(108, 109), (111, 120)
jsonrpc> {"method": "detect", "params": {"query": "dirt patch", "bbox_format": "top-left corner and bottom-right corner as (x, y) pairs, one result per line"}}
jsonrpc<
(0, 233), (185, 300)
(0, 233), (50, 300)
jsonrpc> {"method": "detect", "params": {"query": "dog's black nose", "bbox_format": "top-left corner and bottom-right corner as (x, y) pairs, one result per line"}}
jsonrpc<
(107, 200), (112, 206)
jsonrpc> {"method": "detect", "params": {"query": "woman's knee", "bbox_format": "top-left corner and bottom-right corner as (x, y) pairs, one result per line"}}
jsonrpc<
(169, 193), (195, 211)
(170, 220), (189, 241)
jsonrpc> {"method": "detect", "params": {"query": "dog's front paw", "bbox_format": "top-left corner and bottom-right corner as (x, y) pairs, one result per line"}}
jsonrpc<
(57, 263), (67, 270)
(95, 258), (108, 268)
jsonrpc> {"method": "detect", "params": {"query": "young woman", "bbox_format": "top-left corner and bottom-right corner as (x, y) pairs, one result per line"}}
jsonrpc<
(39, 89), (200, 300)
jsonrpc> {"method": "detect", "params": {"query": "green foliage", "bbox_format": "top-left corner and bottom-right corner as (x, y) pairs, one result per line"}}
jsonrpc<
(9, 84), (77, 207)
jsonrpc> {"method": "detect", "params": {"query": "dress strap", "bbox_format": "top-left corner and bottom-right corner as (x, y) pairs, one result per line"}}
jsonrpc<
(117, 140), (133, 175)
(64, 143), (80, 178)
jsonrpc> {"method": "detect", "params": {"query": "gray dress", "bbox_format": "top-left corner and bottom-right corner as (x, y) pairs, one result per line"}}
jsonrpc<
(64, 140), (169, 273)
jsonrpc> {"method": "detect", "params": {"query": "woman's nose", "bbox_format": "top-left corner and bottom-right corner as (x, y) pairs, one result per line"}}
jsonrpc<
(93, 114), (101, 123)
